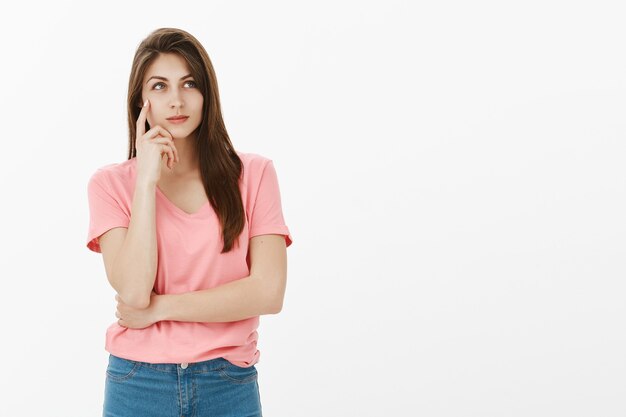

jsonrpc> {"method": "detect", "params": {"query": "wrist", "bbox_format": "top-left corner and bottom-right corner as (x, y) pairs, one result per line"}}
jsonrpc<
(136, 180), (157, 190)
(154, 294), (173, 322)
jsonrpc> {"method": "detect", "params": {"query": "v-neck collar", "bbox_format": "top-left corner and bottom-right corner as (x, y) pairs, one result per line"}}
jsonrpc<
(130, 157), (213, 218)
(155, 183), (212, 219)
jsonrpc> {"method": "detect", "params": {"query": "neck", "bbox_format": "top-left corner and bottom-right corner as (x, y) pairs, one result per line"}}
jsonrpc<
(163, 133), (199, 178)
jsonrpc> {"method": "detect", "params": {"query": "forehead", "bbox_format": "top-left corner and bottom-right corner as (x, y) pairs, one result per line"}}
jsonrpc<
(144, 53), (191, 78)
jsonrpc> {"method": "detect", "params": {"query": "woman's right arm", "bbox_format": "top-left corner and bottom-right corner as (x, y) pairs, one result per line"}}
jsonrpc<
(100, 180), (158, 309)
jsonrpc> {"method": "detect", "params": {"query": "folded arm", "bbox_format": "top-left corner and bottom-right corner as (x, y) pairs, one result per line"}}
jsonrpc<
(155, 234), (288, 323)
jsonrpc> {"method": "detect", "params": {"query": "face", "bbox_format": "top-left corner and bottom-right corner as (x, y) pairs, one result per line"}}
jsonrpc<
(141, 53), (204, 140)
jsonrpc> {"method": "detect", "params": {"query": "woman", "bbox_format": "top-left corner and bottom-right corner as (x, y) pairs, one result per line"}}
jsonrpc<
(86, 27), (293, 417)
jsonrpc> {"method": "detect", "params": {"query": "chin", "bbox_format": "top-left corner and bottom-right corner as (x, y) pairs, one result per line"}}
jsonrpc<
(173, 129), (199, 140)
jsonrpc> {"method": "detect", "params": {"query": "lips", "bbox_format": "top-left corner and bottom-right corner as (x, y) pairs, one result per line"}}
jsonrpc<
(167, 116), (189, 120)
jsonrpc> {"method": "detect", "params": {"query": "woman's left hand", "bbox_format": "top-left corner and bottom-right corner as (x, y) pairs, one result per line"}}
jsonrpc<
(116, 290), (163, 329)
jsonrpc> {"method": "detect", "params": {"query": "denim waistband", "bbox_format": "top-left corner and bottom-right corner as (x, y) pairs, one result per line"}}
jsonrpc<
(111, 353), (234, 374)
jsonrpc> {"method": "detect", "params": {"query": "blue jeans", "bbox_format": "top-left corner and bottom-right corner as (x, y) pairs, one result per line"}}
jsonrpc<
(103, 353), (263, 417)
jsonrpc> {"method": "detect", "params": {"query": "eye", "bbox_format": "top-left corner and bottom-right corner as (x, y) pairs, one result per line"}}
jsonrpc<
(151, 81), (196, 90)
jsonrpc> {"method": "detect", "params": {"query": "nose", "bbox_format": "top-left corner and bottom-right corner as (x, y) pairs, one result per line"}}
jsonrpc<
(169, 88), (184, 108)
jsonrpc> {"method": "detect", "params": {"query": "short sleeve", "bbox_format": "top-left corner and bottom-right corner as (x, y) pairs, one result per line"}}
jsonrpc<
(249, 160), (293, 247)
(86, 170), (130, 253)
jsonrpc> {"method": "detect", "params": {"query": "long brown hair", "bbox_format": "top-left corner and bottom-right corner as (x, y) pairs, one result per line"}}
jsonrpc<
(126, 27), (244, 253)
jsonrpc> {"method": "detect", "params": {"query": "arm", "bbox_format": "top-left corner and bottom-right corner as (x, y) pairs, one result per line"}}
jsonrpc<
(104, 180), (158, 309)
(155, 234), (288, 323)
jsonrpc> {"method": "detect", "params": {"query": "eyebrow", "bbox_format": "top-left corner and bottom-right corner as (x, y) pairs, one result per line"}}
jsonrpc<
(146, 73), (194, 84)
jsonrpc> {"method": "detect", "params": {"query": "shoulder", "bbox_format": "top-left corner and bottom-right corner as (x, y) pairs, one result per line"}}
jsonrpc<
(92, 158), (136, 178)
(235, 150), (274, 178)
(236, 150), (272, 167)
(89, 158), (136, 185)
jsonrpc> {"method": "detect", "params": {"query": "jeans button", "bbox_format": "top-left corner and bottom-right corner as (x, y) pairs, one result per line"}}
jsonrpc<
(181, 362), (188, 369)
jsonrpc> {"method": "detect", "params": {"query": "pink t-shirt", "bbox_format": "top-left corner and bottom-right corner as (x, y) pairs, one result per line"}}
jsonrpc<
(86, 150), (292, 367)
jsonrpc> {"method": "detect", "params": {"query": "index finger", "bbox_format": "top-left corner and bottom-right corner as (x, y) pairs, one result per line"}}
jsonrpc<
(136, 99), (150, 139)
